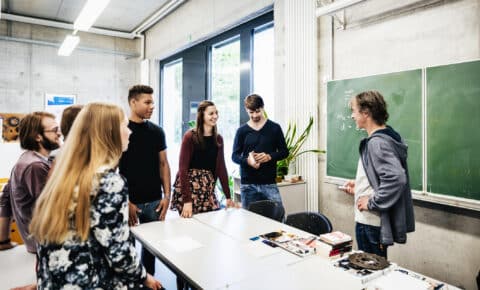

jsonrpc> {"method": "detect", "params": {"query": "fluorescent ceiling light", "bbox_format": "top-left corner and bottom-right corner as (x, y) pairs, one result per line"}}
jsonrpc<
(74, 0), (111, 31)
(58, 35), (80, 56)
(316, 0), (366, 17)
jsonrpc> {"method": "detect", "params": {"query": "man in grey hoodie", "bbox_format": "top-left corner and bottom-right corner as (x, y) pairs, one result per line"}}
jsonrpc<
(342, 90), (415, 258)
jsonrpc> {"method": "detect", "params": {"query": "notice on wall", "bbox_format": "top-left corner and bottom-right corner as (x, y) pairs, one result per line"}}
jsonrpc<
(190, 101), (199, 119)
(45, 94), (76, 124)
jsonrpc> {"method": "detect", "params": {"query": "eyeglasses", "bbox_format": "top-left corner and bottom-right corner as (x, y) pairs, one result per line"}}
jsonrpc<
(44, 127), (60, 133)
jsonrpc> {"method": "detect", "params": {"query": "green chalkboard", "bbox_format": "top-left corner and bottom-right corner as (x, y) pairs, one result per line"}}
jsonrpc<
(327, 70), (422, 190)
(427, 60), (480, 200)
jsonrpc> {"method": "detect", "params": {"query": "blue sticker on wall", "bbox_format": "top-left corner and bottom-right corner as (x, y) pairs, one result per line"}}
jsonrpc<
(47, 96), (75, 106)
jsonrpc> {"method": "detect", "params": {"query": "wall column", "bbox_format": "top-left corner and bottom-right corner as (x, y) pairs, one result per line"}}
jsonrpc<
(276, 0), (319, 211)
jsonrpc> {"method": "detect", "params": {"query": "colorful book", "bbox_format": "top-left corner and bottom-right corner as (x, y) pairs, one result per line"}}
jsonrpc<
(315, 239), (352, 258)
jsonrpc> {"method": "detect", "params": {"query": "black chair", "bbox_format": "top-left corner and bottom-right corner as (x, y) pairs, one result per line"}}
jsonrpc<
(248, 200), (285, 222)
(285, 211), (333, 235)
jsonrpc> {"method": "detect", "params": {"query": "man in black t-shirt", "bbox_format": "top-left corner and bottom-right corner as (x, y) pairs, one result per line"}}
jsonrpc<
(232, 94), (289, 209)
(119, 84), (171, 275)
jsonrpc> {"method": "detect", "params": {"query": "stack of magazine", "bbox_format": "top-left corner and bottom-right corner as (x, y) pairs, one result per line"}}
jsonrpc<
(260, 231), (317, 257)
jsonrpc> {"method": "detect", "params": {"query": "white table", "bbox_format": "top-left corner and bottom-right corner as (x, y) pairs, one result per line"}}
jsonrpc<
(0, 245), (36, 289)
(218, 256), (363, 290)
(132, 208), (457, 290)
(193, 208), (308, 242)
(131, 214), (302, 289)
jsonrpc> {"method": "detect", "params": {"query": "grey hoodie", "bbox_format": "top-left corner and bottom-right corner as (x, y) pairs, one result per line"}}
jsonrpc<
(360, 126), (415, 246)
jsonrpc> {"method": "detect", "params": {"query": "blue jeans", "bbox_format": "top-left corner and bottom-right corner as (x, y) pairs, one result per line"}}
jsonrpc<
(136, 200), (160, 275)
(240, 184), (283, 209)
(355, 222), (388, 258)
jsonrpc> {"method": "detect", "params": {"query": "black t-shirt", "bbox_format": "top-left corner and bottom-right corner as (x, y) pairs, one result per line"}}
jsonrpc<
(119, 120), (167, 204)
(190, 136), (218, 174)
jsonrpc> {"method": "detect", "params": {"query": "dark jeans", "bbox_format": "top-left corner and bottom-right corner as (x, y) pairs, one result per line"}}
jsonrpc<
(137, 200), (161, 275)
(355, 222), (388, 258)
(240, 183), (283, 209)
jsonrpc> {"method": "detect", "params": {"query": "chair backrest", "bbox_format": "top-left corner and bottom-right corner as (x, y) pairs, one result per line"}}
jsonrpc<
(248, 200), (285, 222)
(285, 211), (333, 235)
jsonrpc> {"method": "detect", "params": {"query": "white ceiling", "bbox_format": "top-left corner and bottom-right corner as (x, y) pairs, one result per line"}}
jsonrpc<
(1, 0), (171, 33)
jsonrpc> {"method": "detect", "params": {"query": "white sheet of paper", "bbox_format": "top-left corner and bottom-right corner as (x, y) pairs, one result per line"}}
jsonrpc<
(369, 270), (430, 290)
(163, 236), (204, 253)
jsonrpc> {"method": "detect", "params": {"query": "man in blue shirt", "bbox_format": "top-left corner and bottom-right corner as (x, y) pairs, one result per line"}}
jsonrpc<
(232, 94), (289, 209)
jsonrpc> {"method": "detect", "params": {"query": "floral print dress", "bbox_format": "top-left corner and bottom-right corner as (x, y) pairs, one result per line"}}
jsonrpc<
(36, 169), (147, 289)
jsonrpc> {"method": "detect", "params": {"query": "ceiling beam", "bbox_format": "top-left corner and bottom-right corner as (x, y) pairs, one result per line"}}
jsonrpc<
(0, 0), (188, 40)
(1, 13), (136, 39)
(0, 35), (139, 57)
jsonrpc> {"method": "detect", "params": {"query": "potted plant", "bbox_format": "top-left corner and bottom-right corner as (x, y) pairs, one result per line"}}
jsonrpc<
(276, 116), (325, 181)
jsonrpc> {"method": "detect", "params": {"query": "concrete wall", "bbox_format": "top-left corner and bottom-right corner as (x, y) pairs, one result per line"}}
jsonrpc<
(318, 1), (480, 289)
(0, 20), (140, 114)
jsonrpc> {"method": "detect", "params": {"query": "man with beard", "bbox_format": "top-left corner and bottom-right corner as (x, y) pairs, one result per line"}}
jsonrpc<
(119, 85), (171, 276)
(0, 112), (61, 253)
(232, 94), (289, 209)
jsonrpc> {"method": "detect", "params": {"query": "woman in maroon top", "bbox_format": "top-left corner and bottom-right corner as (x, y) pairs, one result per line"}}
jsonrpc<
(171, 100), (235, 218)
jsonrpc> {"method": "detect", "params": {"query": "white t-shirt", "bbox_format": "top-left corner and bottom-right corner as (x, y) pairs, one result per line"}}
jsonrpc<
(354, 158), (380, 226)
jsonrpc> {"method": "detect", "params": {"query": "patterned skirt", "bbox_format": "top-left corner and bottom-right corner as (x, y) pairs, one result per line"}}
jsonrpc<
(171, 168), (220, 214)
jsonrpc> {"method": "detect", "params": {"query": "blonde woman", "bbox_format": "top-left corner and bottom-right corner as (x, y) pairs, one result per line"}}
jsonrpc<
(30, 103), (162, 289)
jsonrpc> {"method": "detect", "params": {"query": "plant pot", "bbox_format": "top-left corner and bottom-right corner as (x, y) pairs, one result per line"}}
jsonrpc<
(277, 164), (288, 178)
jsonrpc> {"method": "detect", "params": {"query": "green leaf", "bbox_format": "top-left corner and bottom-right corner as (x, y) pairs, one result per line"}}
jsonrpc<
(276, 116), (326, 177)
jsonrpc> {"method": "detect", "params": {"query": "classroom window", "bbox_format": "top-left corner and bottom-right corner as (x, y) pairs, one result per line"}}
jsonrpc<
(161, 58), (183, 176)
(210, 36), (241, 174)
(159, 11), (273, 178)
(253, 23), (274, 119)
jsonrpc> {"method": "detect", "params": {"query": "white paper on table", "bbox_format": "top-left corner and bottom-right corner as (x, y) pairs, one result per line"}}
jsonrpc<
(241, 240), (281, 258)
(163, 236), (204, 253)
(368, 270), (430, 290)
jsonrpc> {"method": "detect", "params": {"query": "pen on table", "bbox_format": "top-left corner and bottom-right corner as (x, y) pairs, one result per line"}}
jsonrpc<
(305, 237), (316, 245)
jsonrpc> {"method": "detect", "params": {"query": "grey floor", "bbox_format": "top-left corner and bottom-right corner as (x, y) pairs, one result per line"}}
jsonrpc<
(154, 259), (177, 290)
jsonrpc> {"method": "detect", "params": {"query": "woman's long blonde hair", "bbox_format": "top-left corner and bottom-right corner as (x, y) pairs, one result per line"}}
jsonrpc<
(30, 102), (125, 244)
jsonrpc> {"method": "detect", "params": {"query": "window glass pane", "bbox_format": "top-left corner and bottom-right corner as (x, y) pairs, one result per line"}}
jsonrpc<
(253, 24), (274, 119)
(211, 36), (240, 175)
(162, 59), (183, 176)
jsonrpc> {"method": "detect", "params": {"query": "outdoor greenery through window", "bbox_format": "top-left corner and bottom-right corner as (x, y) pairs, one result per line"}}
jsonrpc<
(211, 36), (241, 174)
(162, 59), (183, 176)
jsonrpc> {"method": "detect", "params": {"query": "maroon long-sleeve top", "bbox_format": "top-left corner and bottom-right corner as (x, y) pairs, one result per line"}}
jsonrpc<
(177, 130), (231, 203)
